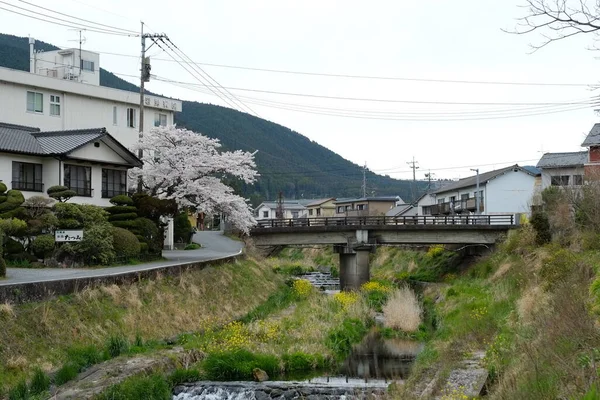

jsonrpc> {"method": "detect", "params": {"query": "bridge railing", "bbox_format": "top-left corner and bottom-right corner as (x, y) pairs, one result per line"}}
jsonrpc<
(254, 214), (516, 229)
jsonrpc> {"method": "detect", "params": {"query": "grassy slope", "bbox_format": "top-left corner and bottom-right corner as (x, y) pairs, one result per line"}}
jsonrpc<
(0, 258), (284, 389)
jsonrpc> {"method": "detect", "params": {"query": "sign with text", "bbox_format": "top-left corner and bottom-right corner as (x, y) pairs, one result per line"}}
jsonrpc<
(55, 230), (84, 242)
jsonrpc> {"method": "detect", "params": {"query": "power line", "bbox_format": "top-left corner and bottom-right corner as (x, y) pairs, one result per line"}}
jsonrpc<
(0, 2), (137, 36)
(17, 0), (137, 34)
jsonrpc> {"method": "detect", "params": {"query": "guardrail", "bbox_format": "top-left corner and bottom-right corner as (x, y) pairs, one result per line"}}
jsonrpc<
(254, 214), (516, 229)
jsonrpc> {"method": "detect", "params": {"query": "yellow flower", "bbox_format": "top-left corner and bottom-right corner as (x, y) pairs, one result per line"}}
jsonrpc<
(293, 279), (313, 297)
(361, 281), (391, 293)
(334, 291), (359, 310)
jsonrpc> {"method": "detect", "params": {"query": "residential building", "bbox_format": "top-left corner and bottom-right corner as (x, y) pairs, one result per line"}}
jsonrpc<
(0, 39), (182, 150)
(255, 201), (308, 220)
(536, 152), (587, 190)
(582, 123), (600, 177)
(306, 198), (336, 218)
(334, 197), (399, 217)
(425, 165), (539, 216)
(0, 122), (142, 207)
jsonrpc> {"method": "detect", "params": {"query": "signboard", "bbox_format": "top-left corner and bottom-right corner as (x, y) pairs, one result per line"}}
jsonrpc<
(144, 95), (180, 112)
(55, 230), (84, 242)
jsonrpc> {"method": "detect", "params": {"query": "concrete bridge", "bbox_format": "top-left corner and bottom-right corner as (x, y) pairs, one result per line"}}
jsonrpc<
(250, 215), (518, 290)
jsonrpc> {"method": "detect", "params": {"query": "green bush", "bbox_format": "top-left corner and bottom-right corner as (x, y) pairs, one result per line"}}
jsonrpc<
(31, 234), (55, 258)
(0, 181), (6, 194)
(95, 373), (171, 400)
(530, 211), (551, 245)
(112, 228), (141, 260)
(134, 218), (161, 252)
(3, 238), (24, 256)
(110, 195), (134, 206)
(203, 349), (280, 380)
(54, 363), (79, 385)
(53, 203), (84, 228)
(0, 257), (6, 278)
(110, 220), (138, 230)
(582, 232), (600, 251)
(0, 190), (25, 212)
(67, 344), (104, 369)
(540, 246), (576, 289)
(108, 213), (139, 222)
(106, 335), (129, 358)
(46, 185), (76, 203)
(167, 368), (201, 387)
(106, 206), (138, 215)
(6, 252), (38, 263)
(174, 212), (192, 244)
(29, 367), (50, 395)
(78, 204), (110, 227)
(325, 318), (369, 359)
(58, 223), (115, 265)
(184, 243), (201, 250)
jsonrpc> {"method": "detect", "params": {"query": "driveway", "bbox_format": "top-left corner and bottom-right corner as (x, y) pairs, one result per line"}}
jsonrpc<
(0, 231), (243, 286)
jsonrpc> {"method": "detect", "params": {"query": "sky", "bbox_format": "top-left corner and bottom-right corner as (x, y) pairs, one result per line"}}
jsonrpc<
(1, 0), (600, 182)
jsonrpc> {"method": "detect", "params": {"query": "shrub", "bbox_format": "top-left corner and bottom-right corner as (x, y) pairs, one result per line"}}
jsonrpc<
(107, 205), (138, 215)
(325, 318), (368, 359)
(202, 349), (279, 380)
(0, 257), (6, 278)
(46, 185), (76, 202)
(582, 231), (600, 251)
(292, 279), (313, 297)
(31, 234), (55, 258)
(106, 335), (129, 358)
(108, 212), (139, 222)
(53, 203), (84, 228)
(95, 373), (171, 400)
(540, 247), (576, 289)
(29, 367), (50, 395)
(58, 223), (115, 265)
(530, 211), (552, 245)
(174, 212), (192, 244)
(333, 291), (359, 310)
(78, 204), (110, 227)
(0, 182), (6, 194)
(0, 190), (25, 212)
(112, 228), (141, 260)
(134, 217), (161, 254)
(382, 286), (423, 333)
(110, 195), (134, 206)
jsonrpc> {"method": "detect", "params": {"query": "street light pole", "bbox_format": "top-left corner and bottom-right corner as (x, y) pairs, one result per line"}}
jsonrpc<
(471, 168), (480, 215)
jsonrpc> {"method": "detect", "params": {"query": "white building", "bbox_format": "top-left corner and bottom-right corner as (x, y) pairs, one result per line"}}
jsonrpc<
(422, 165), (539, 216)
(0, 122), (141, 207)
(0, 39), (182, 150)
(255, 201), (308, 220)
(536, 152), (587, 190)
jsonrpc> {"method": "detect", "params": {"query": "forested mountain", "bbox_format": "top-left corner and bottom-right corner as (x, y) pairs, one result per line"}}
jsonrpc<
(0, 33), (427, 204)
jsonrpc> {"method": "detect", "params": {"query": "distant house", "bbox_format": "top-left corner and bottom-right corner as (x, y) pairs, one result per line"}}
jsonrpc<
(425, 165), (539, 216)
(0, 122), (142, 207)
(305, 198), (336, 218)
(536, 152), (587, 190)
(254, 200), (308, 220)
(334, 197), (399, 217)
(583, 123), (600, 177)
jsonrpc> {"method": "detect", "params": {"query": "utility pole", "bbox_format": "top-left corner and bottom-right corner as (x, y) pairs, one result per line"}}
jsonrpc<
(276, 191), (284, 219)
(424, 170), (435, 191)
(471, 168), (480, 214)
(138, 22), (168, 192)
(361, 162), (367, 198)
(407, 157), (419, 203)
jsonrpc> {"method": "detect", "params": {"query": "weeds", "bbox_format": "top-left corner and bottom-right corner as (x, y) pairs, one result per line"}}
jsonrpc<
(202, 349), (279, 380)
(382, 286), (423, 333)
(95, 373), (171, 400)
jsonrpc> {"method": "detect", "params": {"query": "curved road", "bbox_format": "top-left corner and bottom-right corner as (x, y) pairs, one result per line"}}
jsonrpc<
(0, 231), (243, 286)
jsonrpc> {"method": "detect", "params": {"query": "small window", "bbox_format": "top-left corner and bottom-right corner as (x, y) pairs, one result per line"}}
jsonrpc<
(449, 196), (456, 203)
(308, 209), (313, 216)
(423, 206), (431, 215)
(357, 204), (366, 210)
(102, 169), (127, 198)
(154, 113), (167, 127)
(460, 193), (469, 200)
(27, 91), (43, 113)
(12, 162), (43, 192)
(126, 108), (136, 128)
(337, 206), (344, 213)
(551, 175), (570, 186)
(437, 198), (445, 204)
(113, 106), (117, 125)
(263, 211), (269, 218)
(50, 95), (60, 116)
(80, 59), (95, 72)
(573, 175), (584, 186)
(316, 208), (321, 216)
(64, 164), (92, 196)
(292, 211), (299, 219)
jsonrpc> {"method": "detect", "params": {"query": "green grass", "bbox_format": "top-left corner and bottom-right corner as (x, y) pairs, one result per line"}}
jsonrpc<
(167, 368), (201, 387)
(94, 373), (171, 400)
(202, 349), (280, 380)
(238, 285), (296, 323)
(325, 318), (370, 359)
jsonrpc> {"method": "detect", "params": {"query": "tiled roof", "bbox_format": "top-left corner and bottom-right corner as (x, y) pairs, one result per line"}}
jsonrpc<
(433, 165), (537, 194)
(582, 123), (600, 146)
(0, 122), (44, 155)
(334, 196), (400, 204)
(386, 204), (413, 217)
(256, 201), (307, 210)
(33, 128), (106, 155)
(536, 152), (588, 168)
(305, 198), (335, 207)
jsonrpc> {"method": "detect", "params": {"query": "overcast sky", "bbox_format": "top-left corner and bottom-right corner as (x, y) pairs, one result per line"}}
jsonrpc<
(2, 0), (599, 181)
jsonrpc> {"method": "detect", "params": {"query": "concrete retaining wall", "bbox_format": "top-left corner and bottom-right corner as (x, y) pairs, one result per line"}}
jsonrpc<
(0, 255), (240, 305)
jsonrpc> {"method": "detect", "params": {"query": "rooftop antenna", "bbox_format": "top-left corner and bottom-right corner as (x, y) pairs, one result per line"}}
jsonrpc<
(68, 29), (87, 78)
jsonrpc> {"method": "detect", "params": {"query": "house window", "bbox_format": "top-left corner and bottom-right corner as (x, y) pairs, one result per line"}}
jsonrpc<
(126, 108), (137, 128)
(308, 209), (313, 216)
(64, 164), (92, 196)
(50, 95), (60, 116)
(337, 206), (344, 213)
(357, 204), (366, 211)
(437, 198), (445, 204)
(101, 169), (127, 198)
(154, 113), (167, 127)
(12, 162), (43, 192)
(80, 59), (95, 72)
(263, 211), (268, 218)
(26, 91), (43, 113)
(113, 106), (118, 125)
(423, 206), (431, 215)
(316, 208), (321, 216)
(551, 175), (570, 186)
(460, 193), (469, 200)
(449, 196), (456, 203)
(292, 211), (299, 219)
(573, 175), (584, 186)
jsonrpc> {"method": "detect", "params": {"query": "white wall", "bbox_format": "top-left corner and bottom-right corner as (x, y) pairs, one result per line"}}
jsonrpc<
(69, 140), (128, 164)
(256, 205), (271, 220)
(35, 49), (100, 86)
(540, 167), (585, 190)
(485, 170), (536, 214)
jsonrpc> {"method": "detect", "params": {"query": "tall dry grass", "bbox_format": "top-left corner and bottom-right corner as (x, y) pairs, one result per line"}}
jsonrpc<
(382, 286), (423, 333)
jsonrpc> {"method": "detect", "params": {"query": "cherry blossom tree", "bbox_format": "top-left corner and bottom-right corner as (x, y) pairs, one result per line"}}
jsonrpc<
(129, 126), (259, 233)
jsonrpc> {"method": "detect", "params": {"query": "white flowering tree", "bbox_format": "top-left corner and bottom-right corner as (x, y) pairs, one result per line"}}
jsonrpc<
(129, 126), (259, 233)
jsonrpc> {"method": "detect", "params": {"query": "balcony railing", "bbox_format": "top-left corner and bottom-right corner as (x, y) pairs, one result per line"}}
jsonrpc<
(11, 181), (44, 192)
(430, 198), (484, 215)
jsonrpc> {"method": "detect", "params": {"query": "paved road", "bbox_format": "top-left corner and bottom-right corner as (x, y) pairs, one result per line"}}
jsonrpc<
(0, 231), (243, 286)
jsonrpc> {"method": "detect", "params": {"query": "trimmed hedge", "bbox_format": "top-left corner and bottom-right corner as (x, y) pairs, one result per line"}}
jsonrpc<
(47, 185), (76, 202)
(110, 195), (134, 206)
(0, 181), (6, 194)
(109, 213), (139, 222)
(4, 237), (24, 255)
(32, 234), (55, 258)
(112, 227), (141, 260)
(106, 206), (138, 215)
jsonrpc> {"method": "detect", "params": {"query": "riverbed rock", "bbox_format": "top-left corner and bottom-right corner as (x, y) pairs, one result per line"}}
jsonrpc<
(253, 367), (270, 382)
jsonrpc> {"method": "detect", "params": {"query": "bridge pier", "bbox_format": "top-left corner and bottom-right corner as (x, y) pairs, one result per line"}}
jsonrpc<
(334, 230), (374, 291)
